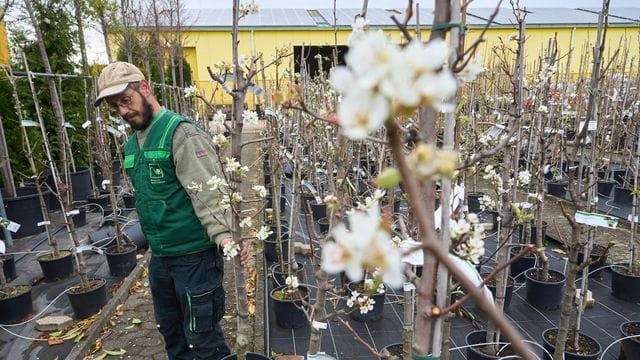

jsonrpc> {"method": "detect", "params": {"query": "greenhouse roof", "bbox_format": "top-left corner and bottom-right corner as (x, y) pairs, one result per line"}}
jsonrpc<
(181, 7), (640, 29)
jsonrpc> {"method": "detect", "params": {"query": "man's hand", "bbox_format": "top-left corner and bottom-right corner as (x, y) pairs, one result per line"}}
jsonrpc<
(220, 238), (252, 266)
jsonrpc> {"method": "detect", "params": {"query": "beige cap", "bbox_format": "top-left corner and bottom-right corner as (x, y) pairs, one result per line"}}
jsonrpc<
(94, 62), (145, 106)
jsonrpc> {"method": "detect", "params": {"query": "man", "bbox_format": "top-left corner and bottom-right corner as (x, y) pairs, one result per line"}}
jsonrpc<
(95, 61), (247, 360)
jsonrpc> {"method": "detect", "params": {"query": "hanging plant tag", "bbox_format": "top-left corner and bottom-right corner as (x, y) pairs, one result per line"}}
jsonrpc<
(312, 321), (327, 330)
(37, 220), (51, 227)
(106, 126), (122, 137)
(628, 215), (639, 223)
(66, 209), (80, 216)
(81, 121), (91, 129)
(63, 122), (76, 130)
(0, 239), (5, 254)
(0, 217), (21, 233)
(403, 282), (416, 291)
(21, 120), (40, 127)
(575, 210), (618, 228)
(101, 180), (111, 189)
(75, 244), (92, 253)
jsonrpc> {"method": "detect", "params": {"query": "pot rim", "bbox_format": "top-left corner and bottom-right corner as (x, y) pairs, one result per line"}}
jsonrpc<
(542, 327), (602, 357)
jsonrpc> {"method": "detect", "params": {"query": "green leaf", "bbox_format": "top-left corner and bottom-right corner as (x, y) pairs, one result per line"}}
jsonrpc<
(94, 353), (108, 360)
(131, 318), (142, 325)
(124, 325), (135, 330)
(49, 331), (62, 337)
(103, 348), (127, 356)
(74, 332), (85, 343)
(375, 167), (401, 189)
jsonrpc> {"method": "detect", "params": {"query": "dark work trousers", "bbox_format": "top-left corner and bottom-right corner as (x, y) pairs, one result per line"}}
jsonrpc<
(148, 248), (231, 360)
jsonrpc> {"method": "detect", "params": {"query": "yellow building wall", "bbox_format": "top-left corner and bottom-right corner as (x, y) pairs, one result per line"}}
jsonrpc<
(183, 25), (640, 106)
(0, 20), (10, 65)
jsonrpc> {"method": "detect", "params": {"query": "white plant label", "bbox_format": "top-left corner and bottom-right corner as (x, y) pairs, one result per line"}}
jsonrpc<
(0, 217), (21, 233)
(312, 321), (327, 330)
(66, 209), (80, 216)
(101, 179), (111, 189)
(575, 210), (618, 229)
(76, 244), (92, 253)
(0, 239), (5, 254)
(403, 282), (416, 291)
(37, 220), (51, 227)
(82, 120), (92, 129)
(628, 215), (639, 223)
(21, 120), (40, 127)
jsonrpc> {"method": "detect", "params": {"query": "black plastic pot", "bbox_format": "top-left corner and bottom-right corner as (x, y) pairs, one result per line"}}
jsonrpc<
(264, 230), (289, 263)
(318, 217), (330, 235)
(467, 192), (485, 213)
(378, 343), (403, 360)
(72, 207), (87, 228)
(613, 169), (627, 186)
(465, 330), (512, 360)
(265, 195), (286, 214)
(547, 182), (567, 198)
(2, 254), (16, 282)
(347, 281), (386, 322)
(87, 194), (112, 214)
(67, 278), (108, 319)
(37, 250), (74, 282)
(525, 268), (565, 310)
(0, 285), (33, 324)
(542, 328), (601, 360)
(611, 265), (640, 302)
(106, 244), (138, 277)
(1, 186), (48, 239)
(614, 187), (633, 206)
(270, 285), (309, 329)
(485, 275), (515, 310)
(597, 180), (616, 197)
(619, 321), (640, 360)
(94, 160), (122, 191)
(71, 167), (92, 202)
(310, 201), (327, 222)
(576, 244), (608, 280)
(270, 262), (305, 288)
(529, 221), (548, 244)
(122, 194), (135, 209)
(509, 246), (536, 282)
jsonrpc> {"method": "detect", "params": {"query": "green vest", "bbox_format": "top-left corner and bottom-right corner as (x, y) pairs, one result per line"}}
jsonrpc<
(123, 110), (213, 256)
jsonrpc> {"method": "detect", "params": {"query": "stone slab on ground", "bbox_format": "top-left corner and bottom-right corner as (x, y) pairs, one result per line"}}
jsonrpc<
(34, 315), (73, 332)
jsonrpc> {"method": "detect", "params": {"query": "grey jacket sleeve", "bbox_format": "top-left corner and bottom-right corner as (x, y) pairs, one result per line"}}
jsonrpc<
(172, 122), (231, 247)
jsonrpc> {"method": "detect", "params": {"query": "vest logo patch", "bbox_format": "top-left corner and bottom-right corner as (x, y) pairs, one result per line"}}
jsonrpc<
(149, 163), (165, 183)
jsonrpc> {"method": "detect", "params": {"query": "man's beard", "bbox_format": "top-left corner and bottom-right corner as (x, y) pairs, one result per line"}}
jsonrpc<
(129, 96), (154, 131)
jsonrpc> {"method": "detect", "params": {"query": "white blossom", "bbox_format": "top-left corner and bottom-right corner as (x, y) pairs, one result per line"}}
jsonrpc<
(230, 192), (243, 203)
(225, 157), (242, 173)
(207, 176), (227, 191)
(517, 170), (531, 187)
(211, 110), (226, 127)
(186, 181), (202, 193)
(239, 217), (253, 228)
(256, 226), (273, 241)
(242, 110), (259, 124)
(239, 0), (259, 16)
(183, 85), (199, 99)
(285, 275), (299, 289)
(252, 185), (267, 198)
(321, 203), (403, 288)
(223, 241), (240, 261)
(458, 55), (484, 82)
(212, 134), (229, 146)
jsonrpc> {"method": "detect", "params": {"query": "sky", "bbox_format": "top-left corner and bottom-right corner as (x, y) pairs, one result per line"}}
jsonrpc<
(85, 0), (636, 63)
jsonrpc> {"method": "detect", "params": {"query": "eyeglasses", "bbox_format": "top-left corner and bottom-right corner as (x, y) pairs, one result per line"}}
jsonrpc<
(108, 94), (134, 110)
